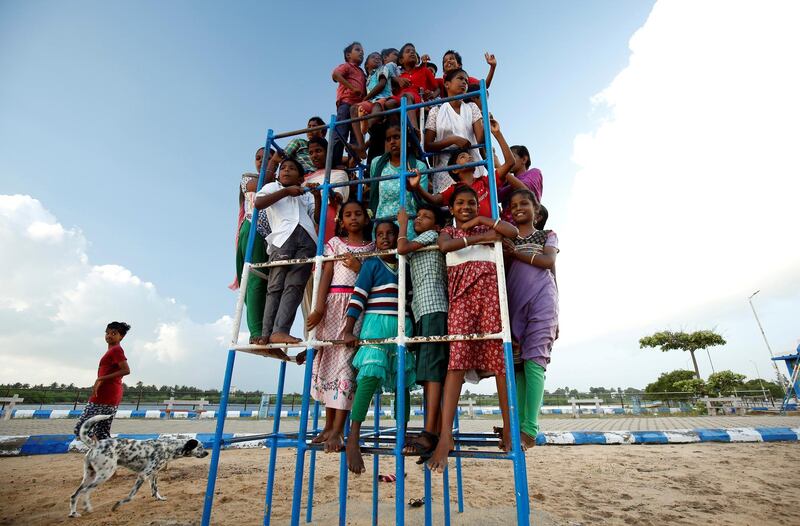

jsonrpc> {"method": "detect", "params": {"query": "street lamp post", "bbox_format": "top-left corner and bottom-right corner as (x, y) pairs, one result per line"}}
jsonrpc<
(747, 290), (784, 386)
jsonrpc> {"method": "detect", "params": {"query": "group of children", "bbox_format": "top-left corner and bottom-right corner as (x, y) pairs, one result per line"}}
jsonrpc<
(232, 41), (559, 475)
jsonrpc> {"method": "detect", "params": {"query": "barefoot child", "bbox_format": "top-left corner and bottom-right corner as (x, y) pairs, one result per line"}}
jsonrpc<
(397, 205), (449, 462)
(306, 200), (375, 453)
(502, 189), (558, 449)
(392, 43), (439, 132)
(255, 158), (321, 344)
(74, 322), (132, 441)
(426, 186), (518, 472)
(343, 220), (415, 474)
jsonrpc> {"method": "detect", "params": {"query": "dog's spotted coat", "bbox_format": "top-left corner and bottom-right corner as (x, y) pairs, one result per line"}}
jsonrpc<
(69, 414), (209, 517)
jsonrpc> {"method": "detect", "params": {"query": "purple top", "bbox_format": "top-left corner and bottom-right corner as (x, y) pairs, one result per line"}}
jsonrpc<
(499, 168), (543, 221)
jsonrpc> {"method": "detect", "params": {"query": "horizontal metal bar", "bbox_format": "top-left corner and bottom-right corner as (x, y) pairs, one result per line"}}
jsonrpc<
(416, 159), (487, 176)
(354, 446), (513, 460)
(268, 86), (485, 141)
(231, 330), (503, 352)
(273, 124), (329, 140)
(251, 242), (496, 270)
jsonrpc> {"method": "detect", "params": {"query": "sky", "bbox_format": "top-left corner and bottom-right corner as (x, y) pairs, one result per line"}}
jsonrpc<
(1, 0), (798, 394)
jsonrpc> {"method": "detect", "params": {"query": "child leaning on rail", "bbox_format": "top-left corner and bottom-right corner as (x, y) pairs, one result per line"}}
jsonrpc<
(426, 185), (519, 473)
(396, 204), (449, 463)
(342, 219), (415, 475)
(305, 199), (375, 453)
(413, 116), (521, 217)
(501, 189), (558, 450)
(254, 158), (321, 346)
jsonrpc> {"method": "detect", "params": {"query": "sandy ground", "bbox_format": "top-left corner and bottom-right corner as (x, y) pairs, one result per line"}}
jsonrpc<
(1, 443), (798, 526)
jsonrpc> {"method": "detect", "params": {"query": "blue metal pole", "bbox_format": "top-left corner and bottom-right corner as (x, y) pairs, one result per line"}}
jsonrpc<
(338, 417), (350, 526)
(372, 393), (380, 526)
(424, 391), (432, 526)
(478, 80), (530, 525)
(305, 401), (320, 523)
(201, 350), (236, 526)
(289, 347), (315, 526)
(264, 361), (287, 526)
(443, 464), (451, 526)
(454, 410), (464, 513)
(395, 94), (409, 526)
(357, 163), (365, 201)
(292, 113), (337, 526)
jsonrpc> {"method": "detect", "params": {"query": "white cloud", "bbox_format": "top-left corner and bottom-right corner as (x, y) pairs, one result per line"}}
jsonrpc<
(558, 0), (800, 344)
(540, 0), (800, 391)
(0, 194), (291, 390)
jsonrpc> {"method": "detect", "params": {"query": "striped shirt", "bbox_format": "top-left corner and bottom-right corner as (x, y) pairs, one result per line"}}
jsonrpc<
(346, 257), (412, 319)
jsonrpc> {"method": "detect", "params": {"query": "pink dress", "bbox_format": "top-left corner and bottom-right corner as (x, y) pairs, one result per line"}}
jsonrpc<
(442, 225), (505, 376)
(311, 236), (375, 409)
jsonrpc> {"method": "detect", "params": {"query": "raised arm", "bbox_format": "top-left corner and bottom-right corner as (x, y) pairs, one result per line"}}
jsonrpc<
(396, 209), (425, 255)
(491, 119), (515, 179)
(484, 53), (497, 88)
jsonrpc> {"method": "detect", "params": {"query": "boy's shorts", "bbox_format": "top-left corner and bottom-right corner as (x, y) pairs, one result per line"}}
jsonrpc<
(358, 98), (390, 114)
(414, 311), (449, 383)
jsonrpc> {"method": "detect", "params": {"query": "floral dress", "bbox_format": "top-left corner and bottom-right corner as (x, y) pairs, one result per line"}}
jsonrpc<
(442, 224), (505, 375)
(311, 236), (375, 410)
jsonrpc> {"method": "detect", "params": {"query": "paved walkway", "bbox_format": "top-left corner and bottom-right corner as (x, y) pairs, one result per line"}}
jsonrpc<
(1, 415), (797, 437)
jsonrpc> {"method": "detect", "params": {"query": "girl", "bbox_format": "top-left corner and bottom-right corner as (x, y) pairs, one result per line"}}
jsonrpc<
(306, 200), (374, 453)
(412, 117), (522, 217)
(233, 147), (270, 343)
(368, 123), (428, 239)
(426, 186), (518, 473)
(391, 43), (439, 132)
(351, 51), (398, 159)
(502, 189), (558, 449)
(342, 220), (415, 475)
(423, 69), (485, 194)
(304, 136), (349, 244)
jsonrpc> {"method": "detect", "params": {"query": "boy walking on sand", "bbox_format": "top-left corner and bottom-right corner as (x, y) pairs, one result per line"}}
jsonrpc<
(74, 322), (131, 441)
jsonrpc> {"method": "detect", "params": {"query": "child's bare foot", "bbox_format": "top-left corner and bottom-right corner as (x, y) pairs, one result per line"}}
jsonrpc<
(425, 435), (453, 474)
(324, 430), (344, 453)
(499, 427), (512, 452)
(269, 333), (302, 344)
(520, 431), (536, 451)
(311, 429), (331, 444)
(253, 335), (270, 346)
(346, 434), (365, 474)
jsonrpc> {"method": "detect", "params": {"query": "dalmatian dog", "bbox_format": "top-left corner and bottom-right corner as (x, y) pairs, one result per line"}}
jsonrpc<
(69, 414), (209, 517)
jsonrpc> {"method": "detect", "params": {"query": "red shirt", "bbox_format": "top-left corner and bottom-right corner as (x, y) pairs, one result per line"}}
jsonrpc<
(396, 66), (438, 102)
(441, 173), (502, 218)
(89, 345), (127, 406)
(333, 62), (366, 105)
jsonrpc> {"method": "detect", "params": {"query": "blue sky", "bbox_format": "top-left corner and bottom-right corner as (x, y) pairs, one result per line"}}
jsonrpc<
(0, 0), (653, 323)
(3, 1), (798, 393)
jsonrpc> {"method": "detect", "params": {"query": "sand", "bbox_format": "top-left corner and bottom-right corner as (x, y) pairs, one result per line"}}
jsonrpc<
(1, 443), (798, 525)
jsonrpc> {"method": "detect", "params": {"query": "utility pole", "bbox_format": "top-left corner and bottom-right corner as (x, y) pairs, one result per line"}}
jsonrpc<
(747, 290), (785, 386)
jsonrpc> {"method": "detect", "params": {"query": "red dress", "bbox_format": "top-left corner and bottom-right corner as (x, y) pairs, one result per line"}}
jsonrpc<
(442, 225), (504, 375)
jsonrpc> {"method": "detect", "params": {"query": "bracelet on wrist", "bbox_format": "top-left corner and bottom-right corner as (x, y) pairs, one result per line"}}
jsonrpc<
(463, 237), (469, 248)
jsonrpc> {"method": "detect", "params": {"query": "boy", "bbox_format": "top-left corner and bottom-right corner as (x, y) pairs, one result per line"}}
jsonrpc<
(74, 322), (131, 441)
(396, 205), (448, 460)
(255, 158), (321, 344)
(331, 42), (366, 166)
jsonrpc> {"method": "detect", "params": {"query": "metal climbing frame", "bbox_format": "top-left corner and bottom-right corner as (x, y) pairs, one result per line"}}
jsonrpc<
(201, 80), (531, 526)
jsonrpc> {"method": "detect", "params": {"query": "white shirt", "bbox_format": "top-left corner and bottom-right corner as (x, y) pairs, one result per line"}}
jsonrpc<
(256, 181), (318, 249)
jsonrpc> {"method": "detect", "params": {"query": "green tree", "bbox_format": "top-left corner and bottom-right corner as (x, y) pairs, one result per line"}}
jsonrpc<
(707, 370), (746, 395)
(639, 330), (727, 379)
(742, 379), (783, 398)
(674, 378), (707, 395)
(645, 369), (697, 394)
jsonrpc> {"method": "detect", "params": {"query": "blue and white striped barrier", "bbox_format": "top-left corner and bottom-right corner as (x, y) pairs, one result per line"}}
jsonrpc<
(1, 408), (489, 419)
(1, 427), (797, 456)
